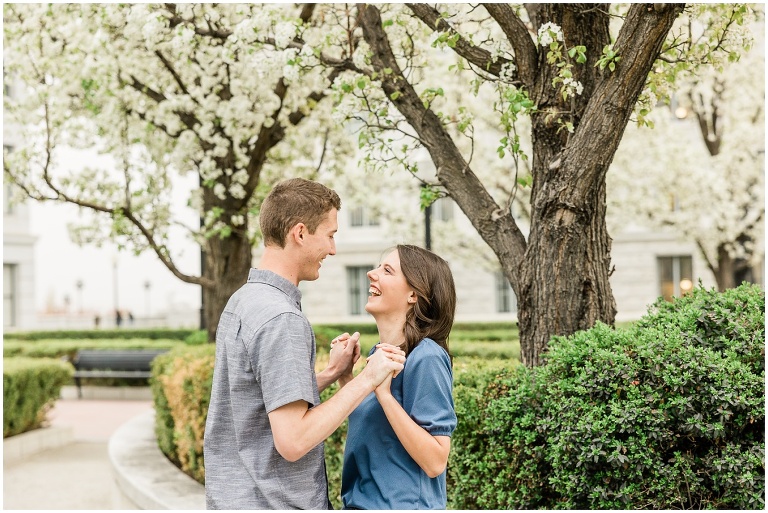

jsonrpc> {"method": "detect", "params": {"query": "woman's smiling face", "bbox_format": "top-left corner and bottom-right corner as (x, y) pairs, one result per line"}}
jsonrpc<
(365, 249), (415, 318)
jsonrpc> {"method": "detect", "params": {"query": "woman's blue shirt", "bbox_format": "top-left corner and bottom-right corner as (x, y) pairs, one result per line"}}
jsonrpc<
(341, 338), (457, 510)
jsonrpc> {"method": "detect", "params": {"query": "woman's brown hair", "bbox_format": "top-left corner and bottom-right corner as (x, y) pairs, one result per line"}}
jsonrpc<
(397, 244), (456, 358)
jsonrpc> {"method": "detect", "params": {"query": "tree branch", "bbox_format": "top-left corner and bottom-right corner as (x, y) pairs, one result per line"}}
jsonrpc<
(482, 3), (538, 87)
(357, 3), (528, 291)
(25, 101), (212, 288)
(405, 3), (517, 81)
(566, 3), (685, 198)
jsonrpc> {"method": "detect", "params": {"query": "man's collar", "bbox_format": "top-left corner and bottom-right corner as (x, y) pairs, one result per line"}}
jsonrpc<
(247, 268), (302, 306)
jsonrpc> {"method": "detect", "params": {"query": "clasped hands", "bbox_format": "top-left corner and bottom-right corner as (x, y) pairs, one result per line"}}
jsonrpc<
(329, 332), (405, 393)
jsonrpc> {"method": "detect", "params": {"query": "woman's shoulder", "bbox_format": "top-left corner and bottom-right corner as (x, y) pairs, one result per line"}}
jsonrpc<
(411, 338), (450, 361)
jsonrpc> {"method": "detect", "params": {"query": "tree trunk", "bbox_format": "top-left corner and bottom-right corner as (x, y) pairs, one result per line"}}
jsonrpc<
(518, 167), (616, 365)
(201, 226), (252, 343)
(714, 244), (735, 291)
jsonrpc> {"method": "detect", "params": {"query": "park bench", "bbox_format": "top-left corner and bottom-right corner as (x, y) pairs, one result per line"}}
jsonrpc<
(68, 349), (169, 398)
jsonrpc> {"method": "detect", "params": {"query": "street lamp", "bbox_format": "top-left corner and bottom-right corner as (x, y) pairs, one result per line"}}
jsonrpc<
(112, 254), (120, 326)
(75, 279), (83, 313)
(421, 183), (432, 250)
(144, 280), (151, 318)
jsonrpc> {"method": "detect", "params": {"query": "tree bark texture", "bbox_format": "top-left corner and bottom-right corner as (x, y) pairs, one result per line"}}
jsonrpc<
(202, 228), (251, 344)
(359, 3), (685, 366)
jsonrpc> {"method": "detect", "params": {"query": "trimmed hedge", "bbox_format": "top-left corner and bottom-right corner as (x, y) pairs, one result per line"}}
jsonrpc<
(3, 328), (197, 341)
(151, 344), (215, 483)
(449, 284), (765, 509)
(3, 338), (184, 361)
(3, 357), (74, 438)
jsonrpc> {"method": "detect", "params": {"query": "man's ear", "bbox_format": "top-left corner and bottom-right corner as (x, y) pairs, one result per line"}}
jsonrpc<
(288, 223), (306, 245)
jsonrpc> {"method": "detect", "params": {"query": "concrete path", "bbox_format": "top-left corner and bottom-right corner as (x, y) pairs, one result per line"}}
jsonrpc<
(3, 391), (153, 510)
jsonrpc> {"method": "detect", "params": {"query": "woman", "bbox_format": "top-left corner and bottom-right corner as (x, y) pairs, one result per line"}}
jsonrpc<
(340, 244), (457, 510)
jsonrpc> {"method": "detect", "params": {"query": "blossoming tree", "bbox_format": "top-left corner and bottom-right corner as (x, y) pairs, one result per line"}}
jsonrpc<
(4, 4), (758, 363)
(323, 3), (757, 365)
(3, 4), (353, 340)
(608, 22), (765, 291)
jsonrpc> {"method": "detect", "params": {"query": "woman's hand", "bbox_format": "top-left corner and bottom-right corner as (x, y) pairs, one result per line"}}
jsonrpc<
(374, 368), (393, 400)
(369, 343), (405, 378)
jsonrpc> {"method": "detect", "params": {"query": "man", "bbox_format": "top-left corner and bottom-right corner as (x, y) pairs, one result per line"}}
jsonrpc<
(204, 178), (405, 509)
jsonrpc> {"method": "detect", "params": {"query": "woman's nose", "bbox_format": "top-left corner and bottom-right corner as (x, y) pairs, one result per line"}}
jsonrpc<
(367, 269), (376, 280)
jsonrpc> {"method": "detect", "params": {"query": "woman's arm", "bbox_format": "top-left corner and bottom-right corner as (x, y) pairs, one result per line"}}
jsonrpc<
(375, 374), (451, 478)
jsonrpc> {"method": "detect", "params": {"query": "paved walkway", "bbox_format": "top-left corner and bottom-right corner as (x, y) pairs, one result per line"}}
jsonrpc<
(3, 393), (153, 510)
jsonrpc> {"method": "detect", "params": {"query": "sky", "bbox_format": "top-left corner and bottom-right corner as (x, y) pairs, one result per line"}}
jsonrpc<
(31, 201), (201, 319)
(29, 148), (202, 321)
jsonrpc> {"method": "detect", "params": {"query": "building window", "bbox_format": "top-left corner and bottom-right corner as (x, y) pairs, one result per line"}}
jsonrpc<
(3, 146), (13, 215)
(658, 256), (694, 301)
(495, 271), (517, 313)
(4, 264), (17, 328)
(347, 266), (373, 315)
(350, 206), (379, 227)
(433, 197), (454, 222)
(3, 183), (13, 216)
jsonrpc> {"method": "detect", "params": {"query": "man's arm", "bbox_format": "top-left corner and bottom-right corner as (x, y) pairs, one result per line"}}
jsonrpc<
(268, 346), (403, 462)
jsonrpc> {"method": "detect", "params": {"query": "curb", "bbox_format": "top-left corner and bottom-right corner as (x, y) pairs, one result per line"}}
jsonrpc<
(3, 425), (74, 465)
(108, 409), (205, 510)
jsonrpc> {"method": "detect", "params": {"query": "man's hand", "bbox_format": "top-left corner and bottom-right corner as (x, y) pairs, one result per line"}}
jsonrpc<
(328, 332), (361, 386)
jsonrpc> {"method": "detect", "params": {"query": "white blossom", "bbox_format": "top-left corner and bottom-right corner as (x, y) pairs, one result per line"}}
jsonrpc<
(273, 20), (297, 49)
(538, 22), (564, 47)
(500, 62), (517, 82)
(213, 183), (227, 200)
(229, 183), (246, 199)
(562, 77), (584, 96)
(232, 169), (249, 185)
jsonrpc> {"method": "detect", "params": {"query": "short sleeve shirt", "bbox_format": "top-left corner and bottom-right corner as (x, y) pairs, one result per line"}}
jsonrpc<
(204, 269), (329, 510)
(341, 338), (457, 510)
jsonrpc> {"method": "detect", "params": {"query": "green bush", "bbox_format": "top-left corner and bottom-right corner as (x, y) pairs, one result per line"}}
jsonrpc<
(447, 358), (520, 509)
(3, 357), (74, 438)
(151, 344), (215, 483)
(451, 340), (520, 360)
(315, 323), (379, 337)
(451, 284), (765, 509)
(321, 383), (347, 510)
(184, 330), (209, 345)
(3, 328), (197, 341)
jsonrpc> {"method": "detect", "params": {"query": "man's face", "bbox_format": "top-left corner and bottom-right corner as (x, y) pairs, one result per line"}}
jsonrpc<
(298, 208), (338, 282)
